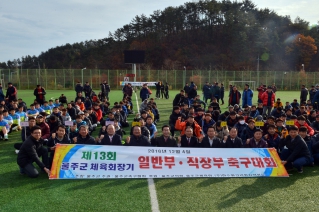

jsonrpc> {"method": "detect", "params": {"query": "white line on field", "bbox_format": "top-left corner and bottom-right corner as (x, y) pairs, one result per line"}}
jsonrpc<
(134, 91), (160, 212)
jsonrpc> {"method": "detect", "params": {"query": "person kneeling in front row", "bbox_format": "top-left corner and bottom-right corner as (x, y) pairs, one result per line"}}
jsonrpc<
(280, 126), (311, 173)
(17, 126), (50, 178)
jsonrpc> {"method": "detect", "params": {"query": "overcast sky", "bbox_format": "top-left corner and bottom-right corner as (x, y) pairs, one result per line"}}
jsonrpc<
(0, 0), (318, 63)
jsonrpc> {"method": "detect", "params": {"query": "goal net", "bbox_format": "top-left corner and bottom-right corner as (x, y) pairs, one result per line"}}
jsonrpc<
(228, 81), (256, 91)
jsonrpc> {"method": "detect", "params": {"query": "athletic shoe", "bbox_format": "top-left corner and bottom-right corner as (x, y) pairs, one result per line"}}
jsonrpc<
(4, 135), (8, 141)
(15, 150), (19, 154)
(12, 126), (18, 131)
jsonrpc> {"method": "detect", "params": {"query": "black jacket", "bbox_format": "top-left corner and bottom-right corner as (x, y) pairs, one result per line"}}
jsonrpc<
(59, 96), (68, 104)
(76, 134), (96, 145)
(224, 136), (243, 148)
(312, 134), (319, 154)
(6, 86), (17, 101)
(151, 136), (178, 147)
(100, 134), (122, 146)
(33, 88), (46, 101)
(279, 135), (311, 163)
(89, 112), (98, 124)
(126, 135), (151, 146)
(130, 126), (150, 139)
(180, 135), (198, 147)
(47, 120), (62, 134)
(188, 88), (197, 99)
(184, 85), (190, 94)
(311, 121), (319, 132)
(75, 84), (83, 93)
(18, 101), (27, 112)
(300, 88), (308, 101)
(47, 136), (71, 152)
(17, 136), (46, 169)
(83, 84), (92, 95)
(173, 94), (186, 106)
(240, 126), (257, 141)
(199, 136), (221, 148)
(21, 126), (32, 142)
(101, 83), (110, 93)
(67, 107), (77, 120)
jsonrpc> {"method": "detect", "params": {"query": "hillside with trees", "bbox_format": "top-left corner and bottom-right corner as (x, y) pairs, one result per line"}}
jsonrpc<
(1, 0), (318, 72)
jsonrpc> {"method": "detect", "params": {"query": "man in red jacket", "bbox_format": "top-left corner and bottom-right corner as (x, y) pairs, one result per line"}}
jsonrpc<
(261, 86), (275, 118)
(93, 103), (103, 124)
(295, 115), (314, 136)
(257, 84), (266, 103)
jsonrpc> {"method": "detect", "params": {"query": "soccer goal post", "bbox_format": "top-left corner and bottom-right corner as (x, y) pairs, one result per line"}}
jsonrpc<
(228, 81), (256, 91)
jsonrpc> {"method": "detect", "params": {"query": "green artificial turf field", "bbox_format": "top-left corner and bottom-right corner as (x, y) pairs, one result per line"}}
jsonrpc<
(1, 89), (319, 212)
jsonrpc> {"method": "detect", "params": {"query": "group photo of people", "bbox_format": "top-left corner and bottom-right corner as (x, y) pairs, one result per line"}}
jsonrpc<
(1, 79), (319, 178)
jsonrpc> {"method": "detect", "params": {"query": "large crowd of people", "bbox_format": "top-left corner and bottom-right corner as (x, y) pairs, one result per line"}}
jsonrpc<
(1, 80), (318, 178)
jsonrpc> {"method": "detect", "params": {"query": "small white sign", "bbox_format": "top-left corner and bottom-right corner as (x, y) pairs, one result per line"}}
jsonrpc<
(105, 121), (114, 126)
(20, 121), (29, 127)
(124, 77), (129, 82)
(65, 121), (74, 126)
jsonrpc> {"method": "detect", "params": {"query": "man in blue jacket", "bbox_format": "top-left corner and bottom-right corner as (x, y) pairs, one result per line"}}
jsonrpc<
(202, 82), (211, 103)
(242, 84), (253, 107)
(140, 84), (150, 101)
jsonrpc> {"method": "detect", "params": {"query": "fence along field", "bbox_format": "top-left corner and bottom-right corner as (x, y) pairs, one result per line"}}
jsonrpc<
(0, 69), (317, 90)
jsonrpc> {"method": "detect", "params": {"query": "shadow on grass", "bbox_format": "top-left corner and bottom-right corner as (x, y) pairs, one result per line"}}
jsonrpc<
(216, 170), (318, 210)
(63, 179), (147, 191)
(156, 178), (197, 189)
(129, 180), (148, 189)
(196, 178), (229, 187)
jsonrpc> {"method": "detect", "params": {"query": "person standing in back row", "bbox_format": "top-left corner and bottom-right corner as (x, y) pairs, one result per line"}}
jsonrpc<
(261, 86), (275, 117)
(229, 86), (241, 106)
(75, 82), (83, 97)
(300, 84), (308, 104)
(33, 85), (46, 105)
(83, 82), (92, 100)
(101, 80), (110, 101)
(220, 83), (225, 105)
(164, 82), (169, 99)
(6, 82), (17, 101)
(242, 84), (253, 107)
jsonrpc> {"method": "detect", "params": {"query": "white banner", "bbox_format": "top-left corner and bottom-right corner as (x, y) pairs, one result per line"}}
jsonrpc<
(119, 81), (157, 86)
(50, 145), (288, 179)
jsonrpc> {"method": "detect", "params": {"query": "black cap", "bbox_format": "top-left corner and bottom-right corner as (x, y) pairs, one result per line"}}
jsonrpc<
(267, 116), (275, 120)
(229, 111), (237, 115)
(297, 115), (306, 121)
